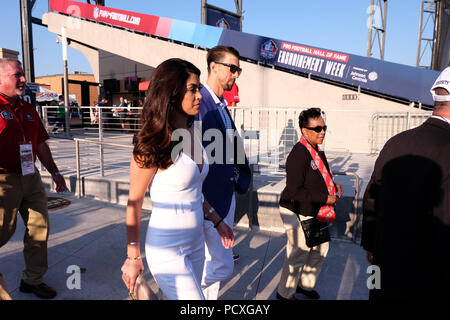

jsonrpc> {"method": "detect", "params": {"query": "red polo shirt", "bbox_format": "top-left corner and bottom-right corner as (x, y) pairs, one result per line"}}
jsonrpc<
(0, 95), (49, 172)
(223, 83), (239, 107)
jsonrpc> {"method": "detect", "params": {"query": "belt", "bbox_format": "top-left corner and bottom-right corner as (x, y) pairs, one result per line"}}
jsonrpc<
(0, 167), (22, 174)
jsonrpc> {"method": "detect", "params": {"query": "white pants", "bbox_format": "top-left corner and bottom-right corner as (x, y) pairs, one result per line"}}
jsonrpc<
(201, 194), (236, 300)
(145, 206), (205, 300)
(145, 235), (205, 300)
(277, 206), (329, 299)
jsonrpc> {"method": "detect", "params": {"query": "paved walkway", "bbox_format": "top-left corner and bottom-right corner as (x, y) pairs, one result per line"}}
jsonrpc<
(0, 193), (370, 300)
(0, 132), (376, 300)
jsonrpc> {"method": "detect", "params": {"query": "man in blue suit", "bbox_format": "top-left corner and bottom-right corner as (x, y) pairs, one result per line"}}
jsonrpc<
(195, 46), (251, 299)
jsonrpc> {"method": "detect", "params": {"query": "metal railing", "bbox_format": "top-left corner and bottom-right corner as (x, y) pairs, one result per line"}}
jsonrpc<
(229, 107), (319, 173)
(370, 111), (431, 153)
(41, 105), (142, 135)
(44, 106), (433, 167)
(74, 137), (133, 197)
(72, 137), (361, 242)
(248, 162), (361, 242)
(334, 171), (361, 243)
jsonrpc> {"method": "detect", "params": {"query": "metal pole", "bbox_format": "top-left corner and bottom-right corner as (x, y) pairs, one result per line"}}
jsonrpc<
(431, 0), (442, 70)
(416, 1), (425, 67)
(62, 27), (70, 135)
(201, 0), (207, 24)
(98, 107), (104, 176)
(380, 0), (388, 60)
(75, 139), (82, 198)
(235, 0), (243, 31)
(367, 0), (375, 57)
(406, 112), (411, 129)
(20, 0), (35, 82)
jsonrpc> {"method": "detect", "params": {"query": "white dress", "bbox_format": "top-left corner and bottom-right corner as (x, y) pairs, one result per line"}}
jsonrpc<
(145, 147), (209, 300)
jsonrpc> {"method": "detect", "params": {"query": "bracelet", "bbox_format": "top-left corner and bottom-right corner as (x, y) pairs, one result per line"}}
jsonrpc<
(127, 242), (139, 246)
(127, 256), (141, 261)
(214, 218), (224, 228)
(205, 207), (215, 220)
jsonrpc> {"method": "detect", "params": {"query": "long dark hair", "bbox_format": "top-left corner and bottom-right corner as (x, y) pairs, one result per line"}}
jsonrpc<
(133, 58), (201, 169)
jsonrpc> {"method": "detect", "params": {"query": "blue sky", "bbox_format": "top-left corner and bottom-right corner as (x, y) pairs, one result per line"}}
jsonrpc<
(0, 0), (433, 77)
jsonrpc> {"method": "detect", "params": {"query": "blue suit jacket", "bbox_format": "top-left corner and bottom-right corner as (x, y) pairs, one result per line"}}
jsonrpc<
(195, 86), (251, 218)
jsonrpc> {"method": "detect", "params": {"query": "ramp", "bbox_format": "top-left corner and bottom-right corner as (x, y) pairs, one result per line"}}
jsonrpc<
(44, 0), (440, 108)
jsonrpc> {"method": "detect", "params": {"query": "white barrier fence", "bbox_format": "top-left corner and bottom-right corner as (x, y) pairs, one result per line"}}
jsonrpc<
(369, 111), (431, 153)
(41, 106), (432, 161)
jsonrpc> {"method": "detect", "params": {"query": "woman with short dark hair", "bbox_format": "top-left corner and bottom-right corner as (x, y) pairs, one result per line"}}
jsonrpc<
(276, 107), (343, 300)
(121, 58), (234, 300)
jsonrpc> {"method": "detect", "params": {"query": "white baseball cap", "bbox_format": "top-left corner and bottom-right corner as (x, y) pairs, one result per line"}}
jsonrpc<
(430, 66), (450, 102)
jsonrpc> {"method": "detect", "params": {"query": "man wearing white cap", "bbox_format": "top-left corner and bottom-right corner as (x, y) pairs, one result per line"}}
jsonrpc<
(361, 67), (450, 300)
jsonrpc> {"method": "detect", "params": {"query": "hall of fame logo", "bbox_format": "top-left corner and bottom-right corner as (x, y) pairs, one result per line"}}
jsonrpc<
(260, 39), (278, 60)
(216, 18), (230, 30)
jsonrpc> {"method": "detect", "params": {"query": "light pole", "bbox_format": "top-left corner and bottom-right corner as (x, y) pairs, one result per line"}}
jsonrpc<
(62, 27), (70, 135)
(20, 0), (35, 82)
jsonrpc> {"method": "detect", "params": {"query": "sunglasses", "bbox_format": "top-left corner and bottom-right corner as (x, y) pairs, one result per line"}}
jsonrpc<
(305, 125), (327, 133)
(215, 61), (242, 74)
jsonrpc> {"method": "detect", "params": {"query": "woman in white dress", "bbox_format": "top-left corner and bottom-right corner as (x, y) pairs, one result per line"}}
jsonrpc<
(121, 58), (234, 300)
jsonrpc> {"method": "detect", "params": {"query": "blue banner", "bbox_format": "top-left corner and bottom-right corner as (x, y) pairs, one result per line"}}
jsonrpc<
(206, 6), (240, 31)
(218, 30), (440, 106)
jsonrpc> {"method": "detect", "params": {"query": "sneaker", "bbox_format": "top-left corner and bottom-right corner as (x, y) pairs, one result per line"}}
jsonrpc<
(19, 280), (57, 299)
(233, 254), (240, 262)
(296, 286), (320, 299)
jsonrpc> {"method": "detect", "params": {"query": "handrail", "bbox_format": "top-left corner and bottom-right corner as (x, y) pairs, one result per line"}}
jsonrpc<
(334, 171), (361, 243)
(74, 137), (133, 198)
(255, 162), (361, 242)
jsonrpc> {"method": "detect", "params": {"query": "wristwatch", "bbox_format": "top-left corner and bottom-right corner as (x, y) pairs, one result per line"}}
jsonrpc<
(51, 171), (61, 177)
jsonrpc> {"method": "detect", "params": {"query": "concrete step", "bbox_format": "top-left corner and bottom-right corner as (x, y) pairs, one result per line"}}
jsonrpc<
(41, 169), (363, 244)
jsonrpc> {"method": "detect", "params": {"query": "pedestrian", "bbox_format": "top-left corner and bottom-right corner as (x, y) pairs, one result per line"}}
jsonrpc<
(121, 58), (234, 300)
(277, 107), (342, 300)
(95, 96), (109, 127)
(195, 45), (252, 300)
(361, 67), (450, 300)
(52, 95), (66, 132)
(0, 58), (67, 299)
(223, 83), (239, 107)
(222, 82), (241, 261)
(114, 96), (127, 130)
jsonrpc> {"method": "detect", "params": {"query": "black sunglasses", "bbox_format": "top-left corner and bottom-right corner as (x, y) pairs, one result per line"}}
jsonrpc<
(305, 125), (327, 133)
(215, 61), (242, 74)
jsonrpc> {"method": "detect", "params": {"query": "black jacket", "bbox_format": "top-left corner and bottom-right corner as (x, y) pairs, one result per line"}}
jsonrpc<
(279, 141), (331, 217)
(361, 118), (450, 299)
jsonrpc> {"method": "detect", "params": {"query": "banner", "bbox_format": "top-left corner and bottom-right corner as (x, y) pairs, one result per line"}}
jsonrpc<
(206, 5), (241, 31)
(49, 0), (172, 38)
(219, 32), (440, 106)
(50, 0), (440, 106)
